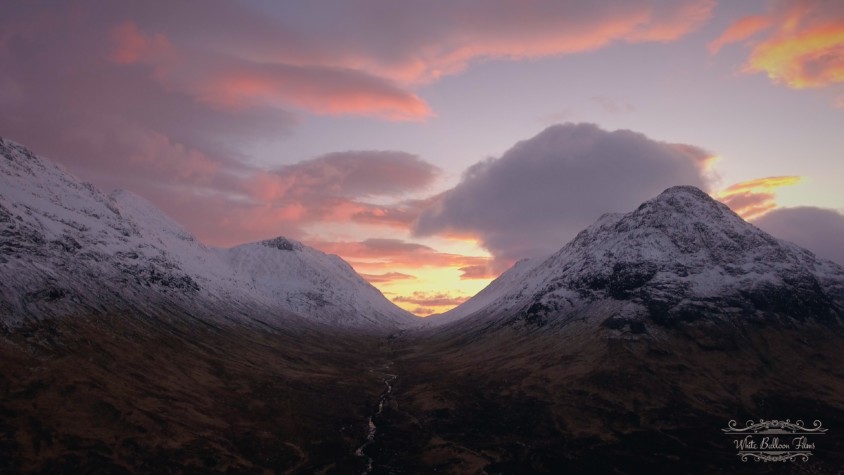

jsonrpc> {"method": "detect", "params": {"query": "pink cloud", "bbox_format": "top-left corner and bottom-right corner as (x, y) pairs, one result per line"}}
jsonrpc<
(349, 194), (445, 229)
(197, 67), (432, 120)
(108, 21), (432, 121)
(410, 307), (437, 316)
(109, 21), (173, 65)
(229, 151), (442, 235)
(708, 15), (772, 54)
(68, 147), (442, 248)
(259, 151), (441, 199)
(346, 1), (715, 84)
(120, 126), (220, 184)
(1, 1), (718, 254)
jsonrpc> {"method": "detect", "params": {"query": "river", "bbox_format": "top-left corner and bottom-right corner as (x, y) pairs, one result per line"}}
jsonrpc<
(355, 363), (397, 474)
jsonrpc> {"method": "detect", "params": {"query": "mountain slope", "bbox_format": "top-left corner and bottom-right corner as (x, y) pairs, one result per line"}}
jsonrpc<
(442, 185), (844, 330)
(0, 137), (214, 322)
(0, 137), (410, 473)
(0, 137), (416, 328)
(371, 186), (844, 473)
(225, 237), (417, 327)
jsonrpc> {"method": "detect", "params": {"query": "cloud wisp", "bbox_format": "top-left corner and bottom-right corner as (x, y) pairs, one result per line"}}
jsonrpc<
(716, 176), (803, 220)
(391, 292), (471, 316)
(359, 272), (418, 284)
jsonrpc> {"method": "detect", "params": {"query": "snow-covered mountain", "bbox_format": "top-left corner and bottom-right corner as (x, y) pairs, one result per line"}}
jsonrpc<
(225, 237), (417, 327)
(0, 137), (417, 328)
(442, 185), (844, 330)
(385, 186), (844, 474)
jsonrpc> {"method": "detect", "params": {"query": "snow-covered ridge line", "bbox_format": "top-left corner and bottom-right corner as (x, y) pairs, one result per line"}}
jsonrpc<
(0, 137), (418, 328)
(442, 185), (844, 328)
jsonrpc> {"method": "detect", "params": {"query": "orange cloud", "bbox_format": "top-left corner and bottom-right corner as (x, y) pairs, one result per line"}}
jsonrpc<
(718, 176), (803, 195)
(713, 1), (844, 91)
(716, 176), (803, 220)
(750, 24), (844, 89)
(456, 264), (500, 280)
(359, 272), (417, 284)
(310, 238), (492, 279)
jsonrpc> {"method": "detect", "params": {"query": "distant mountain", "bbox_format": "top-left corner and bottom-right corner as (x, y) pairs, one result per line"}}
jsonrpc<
(441, 185), (844, 331)
(0, 137), (417, 328)
(225, 236), (416, 327)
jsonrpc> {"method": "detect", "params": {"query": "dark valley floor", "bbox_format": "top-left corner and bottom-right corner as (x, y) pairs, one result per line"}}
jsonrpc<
(3, 313), (844, 474)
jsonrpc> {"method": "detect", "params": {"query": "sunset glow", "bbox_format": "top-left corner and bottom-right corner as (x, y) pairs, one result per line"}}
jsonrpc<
(716, 176), (804, 220)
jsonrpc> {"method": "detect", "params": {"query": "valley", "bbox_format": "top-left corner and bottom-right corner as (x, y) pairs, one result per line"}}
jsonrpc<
(4, 313), (844, 474)
(3, 139), (844, 474)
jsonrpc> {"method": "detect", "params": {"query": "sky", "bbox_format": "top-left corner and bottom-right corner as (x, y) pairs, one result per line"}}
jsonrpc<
(2, 0), (843, 316)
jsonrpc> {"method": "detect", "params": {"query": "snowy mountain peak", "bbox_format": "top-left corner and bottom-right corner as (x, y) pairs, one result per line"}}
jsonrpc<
(1, 137), (47, 168)
(446, 185), (844, 329)
(642, 185), (742, 227)
(261, 236), (304, 252)
(564, 184), (791, 267)
(655, 184), (712, 200)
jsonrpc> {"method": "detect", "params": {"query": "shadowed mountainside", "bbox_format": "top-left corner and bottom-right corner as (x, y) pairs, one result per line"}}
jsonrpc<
(368, 313), (844, 474)
(0, 309), (398, 474)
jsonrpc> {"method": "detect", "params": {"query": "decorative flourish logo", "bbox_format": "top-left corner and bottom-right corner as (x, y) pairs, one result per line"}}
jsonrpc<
(722, 419), (827, 462)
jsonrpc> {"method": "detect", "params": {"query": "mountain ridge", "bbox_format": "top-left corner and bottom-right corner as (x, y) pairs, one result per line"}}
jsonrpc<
(439, 185), (844, 331)
(0, 136), (417, 328)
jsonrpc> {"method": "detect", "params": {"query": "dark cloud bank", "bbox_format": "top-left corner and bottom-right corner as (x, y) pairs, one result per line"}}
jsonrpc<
(414, 123), (712, 267)
(753, 207), (844, 266)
